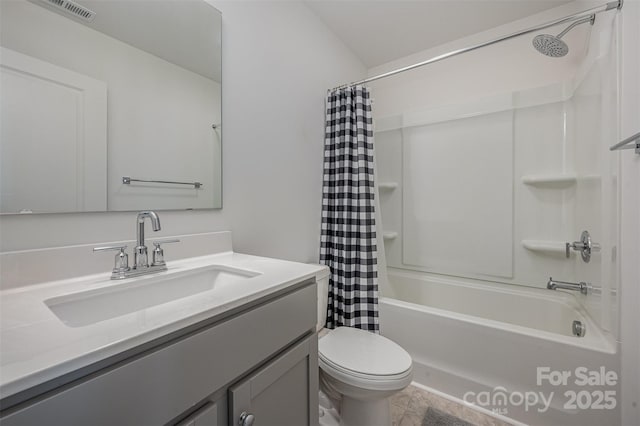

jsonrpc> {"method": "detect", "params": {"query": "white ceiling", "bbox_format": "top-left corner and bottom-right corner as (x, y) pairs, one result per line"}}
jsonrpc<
(305, 0), (573, 68)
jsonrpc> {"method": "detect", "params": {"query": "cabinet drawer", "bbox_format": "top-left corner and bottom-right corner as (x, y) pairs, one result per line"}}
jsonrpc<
(2, 283), (316, 426)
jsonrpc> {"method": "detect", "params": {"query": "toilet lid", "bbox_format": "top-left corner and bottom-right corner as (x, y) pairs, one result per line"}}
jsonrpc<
(318, 327), (412, 377)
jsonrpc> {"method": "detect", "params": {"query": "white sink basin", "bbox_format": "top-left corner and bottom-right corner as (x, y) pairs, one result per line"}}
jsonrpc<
(44, 265), (260, 327)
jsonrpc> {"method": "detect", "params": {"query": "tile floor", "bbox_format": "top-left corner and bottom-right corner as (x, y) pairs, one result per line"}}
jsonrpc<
(390, 385), (515, 426)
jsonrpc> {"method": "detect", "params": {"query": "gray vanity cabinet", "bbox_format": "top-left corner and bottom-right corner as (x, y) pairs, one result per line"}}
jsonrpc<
(0, 281), (318, 426)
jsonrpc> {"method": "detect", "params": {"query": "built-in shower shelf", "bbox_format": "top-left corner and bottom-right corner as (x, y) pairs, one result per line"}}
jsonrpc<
(383, 232), (398, 241)
(378, 182), (398, 190)
(522, 240), (567, 254)
(579, 174), (603, 183)
(521, 174), (577, 187)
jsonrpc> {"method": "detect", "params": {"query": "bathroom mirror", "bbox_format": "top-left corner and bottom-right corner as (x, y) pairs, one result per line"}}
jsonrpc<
(0, 0), (222, 214)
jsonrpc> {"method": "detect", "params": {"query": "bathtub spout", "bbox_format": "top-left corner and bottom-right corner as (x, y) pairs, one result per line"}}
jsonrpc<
(547, 277), (590, 295)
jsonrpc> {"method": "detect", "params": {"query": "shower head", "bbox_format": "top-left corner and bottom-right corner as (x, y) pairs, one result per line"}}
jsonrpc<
(532, 34), (568, 57)
(532, 14), (595, 58)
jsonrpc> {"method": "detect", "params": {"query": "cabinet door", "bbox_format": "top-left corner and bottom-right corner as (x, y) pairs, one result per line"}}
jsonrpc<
(229, 336), (318, 426)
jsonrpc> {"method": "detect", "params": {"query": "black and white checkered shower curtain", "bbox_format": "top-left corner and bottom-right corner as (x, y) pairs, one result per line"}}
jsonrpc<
(320, 85), (379, 333)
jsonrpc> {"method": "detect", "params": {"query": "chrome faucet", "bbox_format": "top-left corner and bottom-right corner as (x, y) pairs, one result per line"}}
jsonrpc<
(93, 211), (179, 280)
(134, 210), (161, 268)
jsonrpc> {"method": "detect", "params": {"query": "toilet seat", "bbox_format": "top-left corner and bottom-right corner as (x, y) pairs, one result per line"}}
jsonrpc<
(318, 327), (413, 391)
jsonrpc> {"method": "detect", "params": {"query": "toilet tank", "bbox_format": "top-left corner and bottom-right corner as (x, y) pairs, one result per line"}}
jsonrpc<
(315, 266), (330, 332)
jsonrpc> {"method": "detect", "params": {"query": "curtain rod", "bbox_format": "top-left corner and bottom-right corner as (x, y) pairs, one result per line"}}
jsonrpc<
(331, 0), (623, 91)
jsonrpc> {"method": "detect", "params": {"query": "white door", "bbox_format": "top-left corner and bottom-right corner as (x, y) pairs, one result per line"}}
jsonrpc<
(0, 47), (107, 213)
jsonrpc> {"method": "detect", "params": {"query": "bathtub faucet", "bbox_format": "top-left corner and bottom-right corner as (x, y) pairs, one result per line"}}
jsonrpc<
(547, 277), (590, 295)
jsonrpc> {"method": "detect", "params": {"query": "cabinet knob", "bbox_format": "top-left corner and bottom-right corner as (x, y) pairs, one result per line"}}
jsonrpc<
(239, 411), (255, 426)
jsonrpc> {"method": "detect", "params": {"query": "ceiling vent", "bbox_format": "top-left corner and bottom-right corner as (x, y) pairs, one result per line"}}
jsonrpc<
(40, 0), (96, 22)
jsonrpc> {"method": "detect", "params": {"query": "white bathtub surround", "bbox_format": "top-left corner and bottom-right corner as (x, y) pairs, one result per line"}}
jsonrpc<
(371, 2), (621, 343)
(380, 269), (619, 426)
(368, 4), (625, 425)
(0, 231), (326, 400)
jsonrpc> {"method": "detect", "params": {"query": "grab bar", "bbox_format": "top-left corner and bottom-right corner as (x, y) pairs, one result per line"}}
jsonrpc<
(610, 131), (640, 154)
(122, 177), (203, 189)
(547, 277), (590, 295)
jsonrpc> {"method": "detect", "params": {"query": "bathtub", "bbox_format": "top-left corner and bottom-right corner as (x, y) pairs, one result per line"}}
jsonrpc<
(379, 268), (620, 426)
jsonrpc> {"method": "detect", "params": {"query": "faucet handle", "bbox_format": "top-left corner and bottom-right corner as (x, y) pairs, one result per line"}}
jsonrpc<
(93, 245), (130, 276)
(151, 239), (180, 247)
(150, 239), (180, 267)
(93, 244), (127, 252)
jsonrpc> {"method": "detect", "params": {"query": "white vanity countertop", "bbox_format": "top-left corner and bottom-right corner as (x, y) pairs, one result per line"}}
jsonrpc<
(0, 252), (327, 400)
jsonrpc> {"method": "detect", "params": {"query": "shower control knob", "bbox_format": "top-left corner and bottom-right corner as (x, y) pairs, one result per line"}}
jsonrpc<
(566, 230), (600, 263)
(239, 412), (255, 426)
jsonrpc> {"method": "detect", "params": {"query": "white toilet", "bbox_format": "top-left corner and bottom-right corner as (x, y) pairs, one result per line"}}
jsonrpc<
(315, 268), (413, 426)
